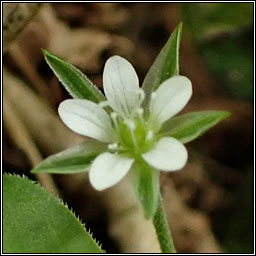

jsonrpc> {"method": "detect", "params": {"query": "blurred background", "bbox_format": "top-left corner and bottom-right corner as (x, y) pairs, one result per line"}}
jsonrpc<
(3, 2), (254, 253)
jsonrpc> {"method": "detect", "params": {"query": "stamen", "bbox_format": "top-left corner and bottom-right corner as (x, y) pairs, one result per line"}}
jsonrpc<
(108, 143), (118, 151)
(110, 112), (119, 131)
(136, 107), (144, 116)
(111, 112), (118, 120)
(125, 119), (135, 131)
(137, 88), (145, 106)
(125, 119), (138, 149)
(146, 130), (153, 141)
(98, 100), (109, 108)
(136, 107), (147, 131)
(151, 92), (156, 100)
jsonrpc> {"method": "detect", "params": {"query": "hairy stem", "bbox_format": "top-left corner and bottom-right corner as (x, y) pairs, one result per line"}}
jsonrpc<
(153, 196), (176, 253)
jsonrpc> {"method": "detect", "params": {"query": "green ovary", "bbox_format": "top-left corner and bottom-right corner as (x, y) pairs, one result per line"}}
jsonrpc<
(118, 118), (154, 154)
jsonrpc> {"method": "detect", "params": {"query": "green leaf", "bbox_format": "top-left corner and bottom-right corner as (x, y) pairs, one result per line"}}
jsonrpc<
(129, 158), (159, 219)
(31, 140), (107, 174)
(142, 23), (183, 107)
(159, 110), (230, 144)
(3, 174), (103, 253)
(43, 49), (105, 102)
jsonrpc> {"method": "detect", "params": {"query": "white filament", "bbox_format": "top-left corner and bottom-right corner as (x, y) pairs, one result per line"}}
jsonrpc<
(125, 119), (136, 131)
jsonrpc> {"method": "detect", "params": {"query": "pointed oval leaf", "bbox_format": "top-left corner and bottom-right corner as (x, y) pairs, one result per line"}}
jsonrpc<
(43, 49), (105, 102)
(3, 174), (103, 253)
(142, 23), (183, 107)
(159, 110), (230, 144)
(129, 159), (159, 219)
(31, 140), (107, 174)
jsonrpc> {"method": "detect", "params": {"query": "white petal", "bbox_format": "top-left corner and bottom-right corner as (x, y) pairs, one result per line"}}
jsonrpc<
(58, 99), (116, 143)
(149, 76), (192, 127)
(103, 56), (140, 117)
(89, 152), (134, 191)
(142, 137), (188, 171)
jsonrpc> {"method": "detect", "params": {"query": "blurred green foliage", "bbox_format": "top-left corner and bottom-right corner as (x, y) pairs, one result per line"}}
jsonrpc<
(181, 3), (254, 253)
(182, 3), (253, 40)
(182, 3), (253, 101)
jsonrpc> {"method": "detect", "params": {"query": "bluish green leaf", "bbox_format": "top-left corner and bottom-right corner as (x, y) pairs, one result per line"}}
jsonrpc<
(159, 110), (230, 143)
(43, 49), (105, 102)
(129, 158), (159, 219)
(142, 23), (183, 107)
(31, 140), (107, 174)
(3, 174), (103, 253)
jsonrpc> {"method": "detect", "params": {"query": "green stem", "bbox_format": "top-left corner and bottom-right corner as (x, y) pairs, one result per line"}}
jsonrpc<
(153, 196), (176, 253)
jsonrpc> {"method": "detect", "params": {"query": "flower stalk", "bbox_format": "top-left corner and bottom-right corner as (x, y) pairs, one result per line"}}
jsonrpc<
(153, 196), (176, 253)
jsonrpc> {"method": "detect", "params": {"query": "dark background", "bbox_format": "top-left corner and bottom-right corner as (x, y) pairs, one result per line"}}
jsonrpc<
(3, 3), (254, 253)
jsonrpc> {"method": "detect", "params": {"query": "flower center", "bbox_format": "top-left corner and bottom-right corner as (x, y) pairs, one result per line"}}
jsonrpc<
(119, 118), (146, 149)
(107, 89), (156, 156)
(109, 109), (155, 156)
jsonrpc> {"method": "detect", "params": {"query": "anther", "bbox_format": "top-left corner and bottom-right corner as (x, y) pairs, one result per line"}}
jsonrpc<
(110, 112), (119, 132)
(110, 112), (118, 120)
(108, 143), (118, 151)
(136, 107), (146, 131)
(146, 130), (153, 141)
(125, 119), (138, 149)
(98, 100), (109, 108)
(151, 92), (156, 100)
(137, 89), (145, 106)
(138, 88), (145, 100)
(136, 107), (144, 116)
(125, 119), (136, 131)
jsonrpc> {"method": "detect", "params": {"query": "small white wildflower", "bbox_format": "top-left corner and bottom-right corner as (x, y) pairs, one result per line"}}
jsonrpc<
(58, 56), (192, 191)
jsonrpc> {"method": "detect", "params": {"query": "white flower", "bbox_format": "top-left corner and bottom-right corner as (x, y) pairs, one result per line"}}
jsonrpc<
(58, 56), (192, 191)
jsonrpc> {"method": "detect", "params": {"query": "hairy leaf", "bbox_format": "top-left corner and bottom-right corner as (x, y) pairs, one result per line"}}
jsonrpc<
(43, 49), (105, 102)
(31, 140), (107, 174)
(142, 23), (183, 107)
(159, 110), (230, 143)
(3, 174), (103, 253)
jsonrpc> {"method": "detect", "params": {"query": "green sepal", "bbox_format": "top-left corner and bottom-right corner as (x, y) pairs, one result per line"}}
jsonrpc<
(3, 174), (103, 253)
(159, 110), (230, 143)
(31, 140), (107, 174)
(142, 23), (183, 108)
(129, 158), (160, 219)
(43, 49), (105, 102)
